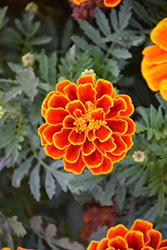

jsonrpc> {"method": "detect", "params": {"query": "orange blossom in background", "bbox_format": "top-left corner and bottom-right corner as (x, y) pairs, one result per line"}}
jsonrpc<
(71, 0), (121, 7)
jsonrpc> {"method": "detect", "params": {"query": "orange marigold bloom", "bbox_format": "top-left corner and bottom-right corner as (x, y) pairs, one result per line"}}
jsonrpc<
(38, 75), (135, 175)
(72, 0), (121, 7)
(1, 248), (34, 250)
(87, 219), (167, 250)
(141, 18), (167, 101)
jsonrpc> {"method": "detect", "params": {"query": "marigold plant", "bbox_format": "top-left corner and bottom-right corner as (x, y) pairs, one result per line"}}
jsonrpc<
(141, 18), (167, 101)
(38, 75), (135, 175)
(87, 219), (167, 250)
(1, 248), (34, 250)
(71, 0), (121, 7)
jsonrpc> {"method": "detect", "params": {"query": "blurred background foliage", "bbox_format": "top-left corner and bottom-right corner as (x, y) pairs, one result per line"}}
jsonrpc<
(1, 0), (167, 249)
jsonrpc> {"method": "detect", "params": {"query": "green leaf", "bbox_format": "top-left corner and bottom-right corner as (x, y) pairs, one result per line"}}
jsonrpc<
(137, 106), (150, 127)
(67, 200), (83, 235)
(115, 183), (126, 209)
(15, 18), (26, 35)
(0, 129), (15, 149)
(61, 19), (73, 51)
(7, 216), (27, 237)
(29, 35), (52, 45)
(143, 203), (159, 222)
(89, 226), (108, 242)
(0, 6), (8, 30)
(28, 21), (40, 38)
(39, 49), (49, 82)
(108, 59), (120, 77)
(158, 187), (165, 216)
(49, 51), (57, 84)
(29, 163), (41, 201)
(133, 1), (152, 26)
(110, 8), (118, 32)
(7, 62), (23, 74)
(52, 238), (85, 250)
(119, 0), (132, 30)
(111, 48), (132, 59)
(52, 170), (74, 192)
(156, 92), (167, 111)
(16, 67), (39, 101)
(3, 86), (22, 103)
(145, 0), (167, 6)
(12, 156), (34, 187)
(95, 7), (111, 36)
(71, 35), (92, 52)
(45, 170), (56, 200)
(102, 174), (116, 206)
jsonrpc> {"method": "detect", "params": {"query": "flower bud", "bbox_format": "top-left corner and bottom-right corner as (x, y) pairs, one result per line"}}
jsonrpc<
(132, 151), (145, 162)
(81, 69), (96, 80)
(0, 106), (4, 119)
(21, 53), (35, 67)
(25, 2), (38, 14)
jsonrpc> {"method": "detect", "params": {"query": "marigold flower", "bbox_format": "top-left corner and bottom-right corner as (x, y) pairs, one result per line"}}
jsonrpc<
(71, 0), (121, 7)
(141, 18), (167, 101)
(1, 247), (34, 250)
(87, 219), (167, 250)
(38, 75), (135, 175)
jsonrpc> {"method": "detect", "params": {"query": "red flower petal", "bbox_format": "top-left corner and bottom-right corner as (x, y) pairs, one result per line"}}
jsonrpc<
(118, 95), (134, 117)
(56, 80), (71, 93)
(65, 144), (82, 163)
(95, 125), (112, 142)
(94, 138), (116, 155)
(104, 0), (121, 7)
(77, 83), (96, 104)
(108, 236), (128, 250)
(68, 129), (86, 145)
(82, 138), (96, 155)
(146, 229), (161, 250)
(160, 240), (167, 248)
(41, 91), (56, 117)
(105, 98), (126, 119)
(96, 95), (113, 114)
(66, 100), (86, 115)
(121, 118), (136, 135)
(121, 135), (134, 150)
(107, 151), (126, 163)
(88, 156), (113, 175)
(107, 118), (128, 135)
(64, 83), (77, 101)
(142, 45), (167, 65)
(107, 224), (129, 239)
(87, 241), (99, 250)
(48, 94), (69, 109)
(96, 238), (108, 250)
(111, 134), (127, 155)
(88, 129), (95, 141)
(83, 148), (103, 168)
(130, 219), (153, 243)
(77, 75), (95, 86)
(44, 143), (65, 159)
(45, 108), (69, 125)
(63, 115), (75, 128)
(53, 128), (71, 149)
(125, 231), (145, 250)
(91, 108), (104, 121)
(43, 124), (62, 144)
(160, 80), (167, 101)
(38, 123), (48, 145)
(95, 79), (115, 100)
(64, 152), (85, 174)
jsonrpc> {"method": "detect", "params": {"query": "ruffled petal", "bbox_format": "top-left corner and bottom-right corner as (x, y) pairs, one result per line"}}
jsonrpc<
(130, 219), (153, 243)
(64, 82), (77, 101)
(63, 115), (75, 128)
(141, 57), (156, 90)
(96, 95), (113, 114)
(38, 123), (48, 145)
(91, 108), (104, 121)
(121, 135), (134, 150)
(48, 94), (69, 109)
(43, 124), (62, 144)
(150, 18), (167, 52)
(53, 128), (71, 149)
(45, 108), (69, 125)
(97, 238), (108, 250)
(107, 118), (128, 135)
(118, 95), (134, 117)
(77, 83), (96, 104)
(66, 100), (86, 115)
(120, 118), (136, 135)
(107, 224), (129, 239)
(107, 151), (126, 163)
(44, 143), (65, 159)
(88, 156), (113, 175)
(68, 129), (86, 145)
(82, 138), (96, 155)
(94, 138), (116, 155)
(88, 129), (95, 141)
(142, 45), (167, 65)
(87, 241), (99, 250)
(95, 79), (115, 100)
(83, 148), (103, 168)
(103, 0), (121, 7)
(95, 125), (112, 142)
(108, 236), (128, 250)
(160, 240), (167, 248)
(146, 229), (161, 250)
(77, 75), (95, 86)
(65, 144), (82, 163)
(105, 98), (127, 119)
(64, 152), (85, 174)
(56, 80), (71, 93)
(160, 80), (167, 101)
(111, 134), (127, 155)
(125, 231), (145, 250)
(41, 91), (56, 117)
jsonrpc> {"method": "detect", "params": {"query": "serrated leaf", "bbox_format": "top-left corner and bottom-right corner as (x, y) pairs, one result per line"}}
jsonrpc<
(45, 170), (56, 200)
(28, 21), (40, 38)
(15, 18), (26, 35)
(52, 170), (74, 192)
(89, 226), (108, 242)
(143, 203), (159, 222)
(7, 62), (23, 74)
(16, 67), (39, 101)
(156, 92), (167, 111)
(61, 19), (73, 51)
(7, 216), (27, 237)
(137, 106), (150, 127)
(119, 0), (132, 30)
(111, 48), (131, 59)
(52, 238), (85, 250)
(45, 224), (57, 239)
(29, 35), (52, 45)
(12, 156), (34, 187)
(110, 8), (118, 32)
(0, 130), (15, 149)
(154, 106), (163, 130)
(108, 59), (120, 77)
(135, 122), (147, 133)
(70, 170), (106, 192)
(102, 174), (116, 206)
(3, 86), (22, 103)
(30, 216), (42, 234)
(39, 49), (49, 82)
(115, 183), (126, 210)
(29, 163), (41, 201)
(145, 0), (167, 6)
(95, 7), (111, 36)
(49, 51), (57, 84)
(158, 187), (165, 216)
(0, 6), (8, 30)
(133, 1), (152, 26)
(71, 35), (91, 52)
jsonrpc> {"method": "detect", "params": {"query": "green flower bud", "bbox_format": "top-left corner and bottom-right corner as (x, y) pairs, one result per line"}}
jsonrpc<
(132, 151), (145, 162)
(25, 2), (38, 14)
(0, 106), (4, 119)
(21, 53), (35, 67)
